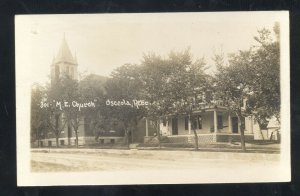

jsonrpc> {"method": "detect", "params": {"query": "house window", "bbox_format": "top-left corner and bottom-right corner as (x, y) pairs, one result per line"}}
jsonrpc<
(241, 117), (245, 130)
(185, 116), (189, 130)
(192, 117), (198, 130)
(217, 115), (223, 129)
(191, 115), (202, 130)
(197, 115), (202, 129)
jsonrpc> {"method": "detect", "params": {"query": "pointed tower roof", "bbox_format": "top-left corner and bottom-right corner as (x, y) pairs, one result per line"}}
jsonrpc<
(54, 35), (77, 65)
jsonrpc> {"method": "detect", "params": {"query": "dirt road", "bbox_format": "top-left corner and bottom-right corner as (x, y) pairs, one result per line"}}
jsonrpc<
(31, 149), (280, 172)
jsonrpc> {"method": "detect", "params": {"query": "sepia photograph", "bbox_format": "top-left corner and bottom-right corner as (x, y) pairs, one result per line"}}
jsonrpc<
(15, 12), (290, 186)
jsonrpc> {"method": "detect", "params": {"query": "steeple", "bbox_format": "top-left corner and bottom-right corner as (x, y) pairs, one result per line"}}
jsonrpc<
(53, 35), (77, 65)
(51, 34), (78, 84)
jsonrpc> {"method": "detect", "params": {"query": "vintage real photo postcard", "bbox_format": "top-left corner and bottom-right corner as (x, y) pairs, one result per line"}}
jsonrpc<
(16, 12), (290, 186)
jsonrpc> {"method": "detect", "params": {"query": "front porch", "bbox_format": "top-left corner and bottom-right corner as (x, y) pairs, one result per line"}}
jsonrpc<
(143, 106), (256, 144)
(144, 133), (254, 144)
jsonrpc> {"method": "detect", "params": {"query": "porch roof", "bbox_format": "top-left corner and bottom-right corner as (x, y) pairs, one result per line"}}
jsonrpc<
(162, 104), (229, 117)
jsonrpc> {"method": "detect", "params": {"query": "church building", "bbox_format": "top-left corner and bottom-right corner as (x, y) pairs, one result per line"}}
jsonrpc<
(38, 36), (97, 147)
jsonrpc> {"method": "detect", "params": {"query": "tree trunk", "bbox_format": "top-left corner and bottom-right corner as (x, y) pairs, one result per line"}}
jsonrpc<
(56, 136), (59, 148)
(36, 130), (40, 148)
(257, 121), (265, 140)
(127, 130), (130, 148)
(75, 130), (78, 148)
(156, 120), (161, 149)
(236, 113), (246, 152)
(124, 128), (130, 148)
(259, 128), (265, 140)
(55, 114), (60, 148)
(68, 124), (71, 146)
(131, 127), (134, 144)
(38, 137), (40, 148)
(190, 115), (198, 151)
(240, 125), (246, 152)
(193, 128), (199, 151)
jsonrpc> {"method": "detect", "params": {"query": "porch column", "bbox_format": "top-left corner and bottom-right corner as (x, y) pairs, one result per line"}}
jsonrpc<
(238, 119), (241, 133)
(167, 119), (170, 136)
(188, 115), (191, 135)
(228, 113), (232, 133)
(145, 118), (149, 137)
(250, 116), (253, 134)
(214, 110), (218, 133)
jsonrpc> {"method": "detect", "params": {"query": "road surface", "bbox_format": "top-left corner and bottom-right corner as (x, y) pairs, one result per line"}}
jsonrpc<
(31, 149), (280, 172)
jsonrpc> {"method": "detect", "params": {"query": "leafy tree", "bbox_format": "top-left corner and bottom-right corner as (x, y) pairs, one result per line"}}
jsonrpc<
(61, 77), (83, 148)
(30, 83), (48, 147)
(214, 25), (280, 150)
(35, 73), (108, 148)
(214, 50), (253, 151)
(79, 74), (107, 141)
(51, 75), (106, 148)
(247, 26), (280, 128)
(139, 52), (175, 148)
(45, 77), (70, 147)
(180, 58), (210, 151)
(140, 49), (209, 150)
(105, 64), (146, 146)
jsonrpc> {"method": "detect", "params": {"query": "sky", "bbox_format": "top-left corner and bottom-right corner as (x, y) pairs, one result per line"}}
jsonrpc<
(15, 12), (284, 85)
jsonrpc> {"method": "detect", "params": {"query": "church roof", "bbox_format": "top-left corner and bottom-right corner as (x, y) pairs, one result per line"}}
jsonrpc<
(53, 36), (77, 65)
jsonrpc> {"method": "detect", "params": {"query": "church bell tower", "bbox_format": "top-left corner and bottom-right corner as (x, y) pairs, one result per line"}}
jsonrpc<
(51, 35), (78, 84)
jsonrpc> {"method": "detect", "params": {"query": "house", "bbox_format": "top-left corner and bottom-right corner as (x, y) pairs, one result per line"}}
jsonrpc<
(142, 103), (260, 144)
